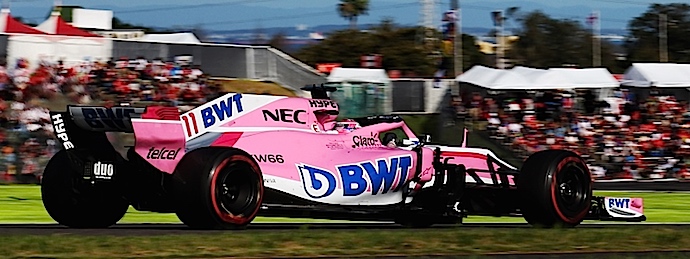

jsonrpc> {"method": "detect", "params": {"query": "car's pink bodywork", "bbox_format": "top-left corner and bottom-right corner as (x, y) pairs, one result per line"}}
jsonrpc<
(130, 93), (517, 206)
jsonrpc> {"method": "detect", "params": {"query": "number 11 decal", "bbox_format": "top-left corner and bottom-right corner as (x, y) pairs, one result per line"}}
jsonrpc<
(181, 113), (199, 137)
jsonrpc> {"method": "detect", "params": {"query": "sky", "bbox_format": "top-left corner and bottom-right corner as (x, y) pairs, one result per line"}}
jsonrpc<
(3, 0), (686, 32)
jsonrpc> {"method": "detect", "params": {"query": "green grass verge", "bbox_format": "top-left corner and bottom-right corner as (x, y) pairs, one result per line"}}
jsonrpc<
(2, 228), (690, 258)
(1, 185), (689, 224)
(2, 186), (690, 258)
(0, 185), (347, 224)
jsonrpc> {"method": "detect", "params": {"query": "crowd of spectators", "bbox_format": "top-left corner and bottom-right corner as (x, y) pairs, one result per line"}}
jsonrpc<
(453, 87), (690, 180)
(2, 56), (686, 183)
(0, 56), (221, 183)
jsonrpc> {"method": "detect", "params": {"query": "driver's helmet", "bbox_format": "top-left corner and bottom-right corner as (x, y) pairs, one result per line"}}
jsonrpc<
(333, 119), (361, 133)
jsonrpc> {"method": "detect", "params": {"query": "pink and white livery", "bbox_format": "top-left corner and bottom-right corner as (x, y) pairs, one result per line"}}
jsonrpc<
(42, 85), (645, 229)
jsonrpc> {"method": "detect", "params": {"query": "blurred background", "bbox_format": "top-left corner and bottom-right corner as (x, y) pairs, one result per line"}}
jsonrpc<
(0, 0), (688, 191)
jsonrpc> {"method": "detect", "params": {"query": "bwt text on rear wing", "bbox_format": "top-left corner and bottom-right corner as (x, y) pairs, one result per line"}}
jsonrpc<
(50, 105), (147, 150)
(65, 106), (146, 132)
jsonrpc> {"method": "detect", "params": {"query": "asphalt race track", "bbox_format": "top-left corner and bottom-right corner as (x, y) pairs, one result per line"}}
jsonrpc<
(3, 223), (690, 258)
(2, 222), (690, 235)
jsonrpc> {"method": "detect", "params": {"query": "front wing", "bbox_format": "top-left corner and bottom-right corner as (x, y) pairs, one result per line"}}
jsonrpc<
(587, 196), (646, 222)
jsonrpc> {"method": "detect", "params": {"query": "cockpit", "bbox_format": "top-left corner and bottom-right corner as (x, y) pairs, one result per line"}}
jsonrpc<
(325, 119), (361, 134)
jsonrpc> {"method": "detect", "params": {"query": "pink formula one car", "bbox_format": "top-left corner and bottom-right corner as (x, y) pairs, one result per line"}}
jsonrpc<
(42, 85), (645, 229)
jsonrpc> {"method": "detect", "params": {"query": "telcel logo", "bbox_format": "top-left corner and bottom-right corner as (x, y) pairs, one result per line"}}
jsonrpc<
(146, 147), (181, 160)
(93, 161), (114, 180)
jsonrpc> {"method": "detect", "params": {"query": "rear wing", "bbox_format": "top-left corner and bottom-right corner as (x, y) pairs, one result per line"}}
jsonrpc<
(49, 104), (183, 181)
(50, 105), (148, 151)
(63, 105), (146, 133)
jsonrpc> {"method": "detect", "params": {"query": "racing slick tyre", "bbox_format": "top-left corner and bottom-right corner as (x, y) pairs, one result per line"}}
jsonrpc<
(172, 148), (263, 230)
(41, 150), (129, 228)
(517, 150), (592, 228)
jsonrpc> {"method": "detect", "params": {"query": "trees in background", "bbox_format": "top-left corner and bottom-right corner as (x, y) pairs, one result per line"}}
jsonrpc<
(337, 0), (370, 30)
(295, 19), (486, 77)
(107, 2), (690, 75)
(501, 3), (690, 72)
(268, 31), (288, 52)
(625, 3), (690, 64)
(112, 17), (158, 33)
(508, 11), (618, 71)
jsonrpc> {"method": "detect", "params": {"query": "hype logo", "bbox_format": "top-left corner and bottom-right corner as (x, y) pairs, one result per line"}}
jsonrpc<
(297, 155), (413, 199)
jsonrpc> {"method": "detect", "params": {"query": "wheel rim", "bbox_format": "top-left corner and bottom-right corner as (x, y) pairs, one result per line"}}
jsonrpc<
(214, 161), (260, 218)
(554, 161), (589, 217)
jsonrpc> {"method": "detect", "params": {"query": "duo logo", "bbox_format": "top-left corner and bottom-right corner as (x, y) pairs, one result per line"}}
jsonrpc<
(297, 155), (413, 198)
(608, 198), (630, 208)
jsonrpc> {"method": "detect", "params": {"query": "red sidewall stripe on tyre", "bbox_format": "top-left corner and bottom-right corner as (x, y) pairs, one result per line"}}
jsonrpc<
(209, 155), (263, 225)
(550, 156), (591, 224)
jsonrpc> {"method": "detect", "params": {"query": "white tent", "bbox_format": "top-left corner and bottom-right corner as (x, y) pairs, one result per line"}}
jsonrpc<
(11, 10), (112, 68)
(327, 67), (390, 84)
(140, 33), (201, 44)
(34, 11), (103, 37)
(510, 66), (549, 79)
(621, 63), (690, 88)
(532, 68), (620, 89)
(457, 65), (619, 90)
(455, 65), (530, 89)
(0, 8), (49, 34)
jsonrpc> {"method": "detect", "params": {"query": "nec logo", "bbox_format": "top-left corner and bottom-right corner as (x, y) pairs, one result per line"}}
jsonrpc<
(297, 155), (413, 198)
(93, 161), (114, 180)
(262, 109), (306, 124)
(81, 107), (139, 130)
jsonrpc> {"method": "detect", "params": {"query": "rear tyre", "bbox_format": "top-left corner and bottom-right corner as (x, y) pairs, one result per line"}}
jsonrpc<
(518, 150), (592, 228)
(173, 148), (263, 229)
(41, 150), (129, 228)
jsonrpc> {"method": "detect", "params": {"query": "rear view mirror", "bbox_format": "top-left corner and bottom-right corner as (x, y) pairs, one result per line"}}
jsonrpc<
(403, 138), (419, 146)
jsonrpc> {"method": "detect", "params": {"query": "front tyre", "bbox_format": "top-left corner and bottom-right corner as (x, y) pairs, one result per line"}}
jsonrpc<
(518, 150), (592, 228)
(173, 148), (263, 229)
(41, 150), (129, 228)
